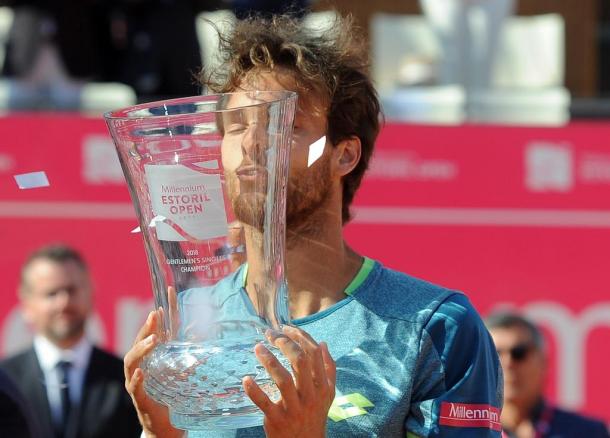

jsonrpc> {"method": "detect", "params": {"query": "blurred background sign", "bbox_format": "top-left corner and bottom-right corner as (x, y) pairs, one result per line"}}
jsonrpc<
(1, 117), (609, 422)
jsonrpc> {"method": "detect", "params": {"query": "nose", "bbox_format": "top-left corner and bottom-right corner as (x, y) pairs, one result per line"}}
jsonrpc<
(53, 289), (72, 309)
(241, 122), (268, 165)
(52, 286), (78, 310)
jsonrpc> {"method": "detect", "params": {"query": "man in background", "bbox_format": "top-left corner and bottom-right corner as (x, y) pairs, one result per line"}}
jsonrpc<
(486, 311), (610, 438)
(0, 244), (140, 438)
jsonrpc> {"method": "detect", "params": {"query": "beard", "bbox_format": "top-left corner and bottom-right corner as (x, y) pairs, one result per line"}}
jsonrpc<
(227, 168), (267, 230)
(285, 155), (332, 241)
(226, 154), (332, 240)
(231, 191), (266, 230)
(46, 317), (86, 344)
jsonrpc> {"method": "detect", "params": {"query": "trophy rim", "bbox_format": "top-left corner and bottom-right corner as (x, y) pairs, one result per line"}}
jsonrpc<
(103, 91), (298, 121)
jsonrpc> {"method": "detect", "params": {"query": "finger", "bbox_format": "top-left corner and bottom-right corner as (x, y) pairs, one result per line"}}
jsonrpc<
(167, 286), (179, 337)
(126, 367), (147, 404)
(125, 310), (157, 383)
(127, 368), (156, 426)
(242, 375), (281, 421)
(156, 306), (175, 342)
(254, 343), (299, 409)
(272, 334), (315, 403)
(282, 324), (317, 346)
(134, 310), (157, 345)
(156, 306), (165, 334)
(124, 333), (157, 383)
(320, 342), (337, 390)
(282, 326), (326, 392)
(265, 328), (287, 345)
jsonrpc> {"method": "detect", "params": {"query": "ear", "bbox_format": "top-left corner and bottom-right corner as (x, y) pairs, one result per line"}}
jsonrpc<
(333, 136), (361, 178)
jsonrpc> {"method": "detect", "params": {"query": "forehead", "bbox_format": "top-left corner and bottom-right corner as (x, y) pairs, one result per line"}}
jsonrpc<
(237, 69), (326, 117)
(24, 259), (87, 288)
(240, 69), (296, 92)
(490, 325), (534, 347)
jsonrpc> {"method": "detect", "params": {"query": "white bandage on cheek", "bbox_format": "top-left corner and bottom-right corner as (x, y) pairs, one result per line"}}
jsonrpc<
(307, 135), (326, 167)
(14, 171), (50, 189)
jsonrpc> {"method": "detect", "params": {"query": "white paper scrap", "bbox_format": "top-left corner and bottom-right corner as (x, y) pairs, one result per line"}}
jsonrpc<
(307, 136), (326, 167)
(14, 171), (50, 189)
(149, 215), (166, 227)
(132, 215), (166, 234)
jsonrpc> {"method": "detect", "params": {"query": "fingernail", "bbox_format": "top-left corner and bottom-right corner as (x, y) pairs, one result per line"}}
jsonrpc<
(144, 334), (156, 345)
(283, 325), (296, 332)
(256, 344), (271, 356)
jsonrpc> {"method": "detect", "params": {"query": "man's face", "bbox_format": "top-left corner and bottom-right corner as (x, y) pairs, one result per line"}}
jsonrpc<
(221, 99), (272, 229)
(220, 70), (334, 234)
(21, 259), (92, 346)
(490, 325), (546, 407)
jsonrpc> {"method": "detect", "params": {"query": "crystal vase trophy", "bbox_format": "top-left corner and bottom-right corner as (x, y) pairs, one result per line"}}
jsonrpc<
(105, 91), (297, 430)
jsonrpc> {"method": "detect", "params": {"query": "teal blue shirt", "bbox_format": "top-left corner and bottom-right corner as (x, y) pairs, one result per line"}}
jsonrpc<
(181, 259), (503, 437)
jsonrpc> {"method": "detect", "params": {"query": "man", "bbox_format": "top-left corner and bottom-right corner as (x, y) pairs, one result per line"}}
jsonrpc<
(486, 311), (610, 438)
(0, 244), (141, 438)
(124, 14), (503, 437)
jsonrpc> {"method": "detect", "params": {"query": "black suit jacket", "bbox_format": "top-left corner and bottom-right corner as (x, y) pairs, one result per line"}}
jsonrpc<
(547, 406), (610, 438)
(0, 367), (42, 437)
(0, 346), (140, 438)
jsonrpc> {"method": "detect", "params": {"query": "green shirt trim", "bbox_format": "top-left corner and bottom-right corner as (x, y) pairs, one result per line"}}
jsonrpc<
(344, 256), (374, 296)
(242, 256), (374, 296)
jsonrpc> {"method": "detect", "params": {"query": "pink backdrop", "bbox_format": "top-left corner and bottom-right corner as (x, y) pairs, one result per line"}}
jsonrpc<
(1, 115), (608, 423)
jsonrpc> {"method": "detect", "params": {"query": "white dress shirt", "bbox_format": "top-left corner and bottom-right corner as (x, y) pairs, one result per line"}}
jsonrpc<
(33, 335), (92, 426)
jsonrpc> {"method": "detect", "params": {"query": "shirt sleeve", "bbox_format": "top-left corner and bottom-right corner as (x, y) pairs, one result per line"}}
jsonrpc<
(405, 293), (503, 437)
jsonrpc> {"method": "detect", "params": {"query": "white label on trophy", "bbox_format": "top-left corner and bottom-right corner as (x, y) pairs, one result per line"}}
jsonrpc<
(144, 163), (228, 241)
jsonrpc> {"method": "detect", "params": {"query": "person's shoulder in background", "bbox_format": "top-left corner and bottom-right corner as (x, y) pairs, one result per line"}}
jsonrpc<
(0, 366), (42, 437)
(86, 346), (142, 437)
(551, 406), (610, 438)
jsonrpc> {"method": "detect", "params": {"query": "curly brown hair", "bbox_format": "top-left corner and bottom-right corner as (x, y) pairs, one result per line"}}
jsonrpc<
(203, 13), (381, 223)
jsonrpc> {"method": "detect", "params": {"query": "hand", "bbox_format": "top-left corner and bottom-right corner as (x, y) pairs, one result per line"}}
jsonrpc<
(243, 325), (336, 438)
(124, 309), (183, 438)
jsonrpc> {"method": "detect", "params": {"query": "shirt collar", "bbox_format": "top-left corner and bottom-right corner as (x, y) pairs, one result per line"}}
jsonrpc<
(33, 335), (92, 372)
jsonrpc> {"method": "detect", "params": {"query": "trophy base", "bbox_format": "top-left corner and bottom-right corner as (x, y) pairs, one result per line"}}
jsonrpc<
(143, 329), (290, 431)
(170, 406), (264, 430)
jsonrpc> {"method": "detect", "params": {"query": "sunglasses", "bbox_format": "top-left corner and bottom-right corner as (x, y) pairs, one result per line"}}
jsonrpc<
(497, 343), (535, 362)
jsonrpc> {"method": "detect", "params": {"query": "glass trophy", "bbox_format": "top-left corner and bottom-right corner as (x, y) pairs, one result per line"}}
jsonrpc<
(105, 91), (297, 430)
